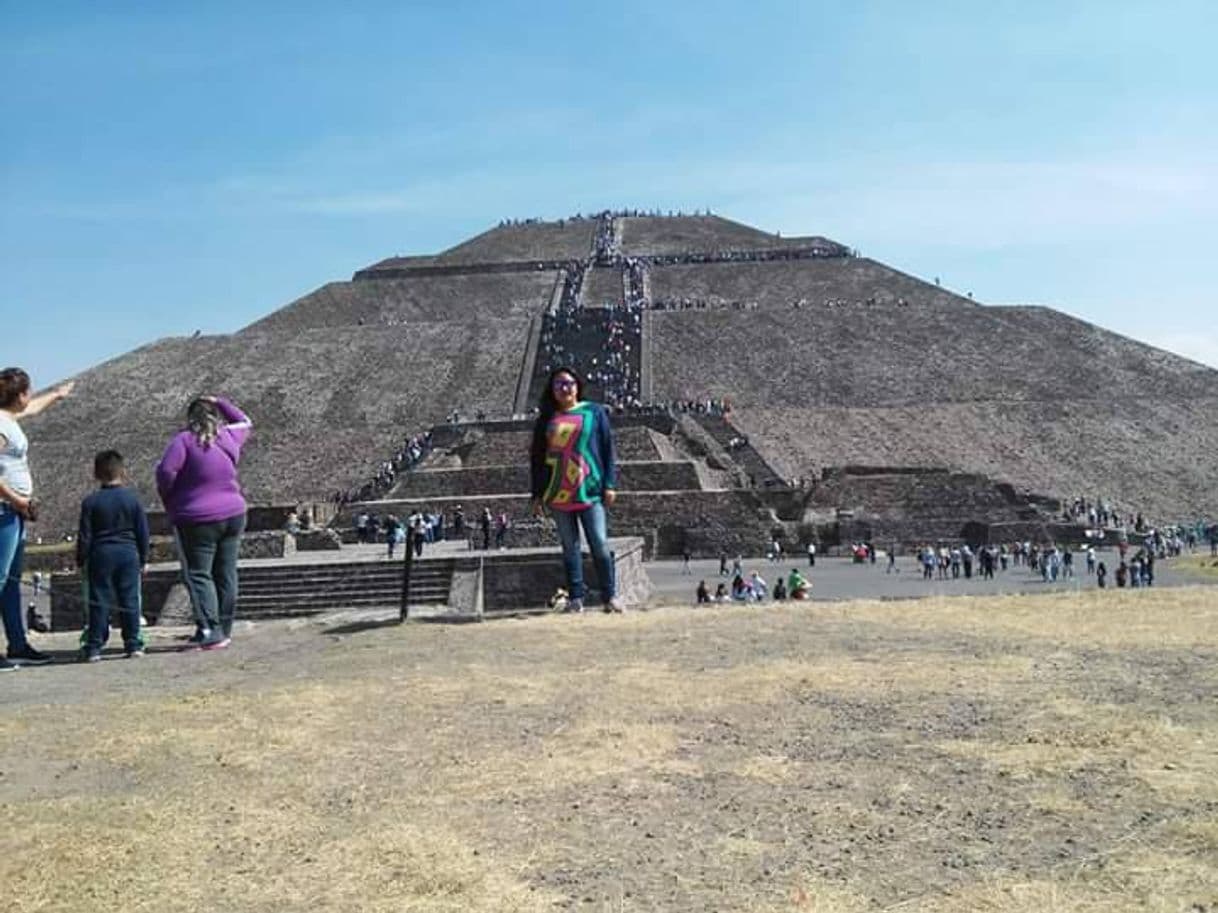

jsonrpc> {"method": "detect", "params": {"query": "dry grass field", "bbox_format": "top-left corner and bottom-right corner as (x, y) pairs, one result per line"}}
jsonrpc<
(2, 588), (1215, 912)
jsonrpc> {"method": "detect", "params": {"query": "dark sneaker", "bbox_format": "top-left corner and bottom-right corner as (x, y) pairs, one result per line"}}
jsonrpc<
(79, 650), (102, 664)
(0, 657), (18, 673)
(565, 598), (584, 614)
(125, 649), (146, 659)
(8, 646), (52, 666)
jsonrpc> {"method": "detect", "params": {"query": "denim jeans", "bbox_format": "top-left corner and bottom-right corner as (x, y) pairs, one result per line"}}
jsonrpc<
(82, 545), (144, 653)
(175, 514), (246, 640)
(551, 503), (615, 604)
(0, 508), (30, 653)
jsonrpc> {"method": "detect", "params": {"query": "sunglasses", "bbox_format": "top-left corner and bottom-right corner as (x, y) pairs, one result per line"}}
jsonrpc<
(552, 379), (577, 389)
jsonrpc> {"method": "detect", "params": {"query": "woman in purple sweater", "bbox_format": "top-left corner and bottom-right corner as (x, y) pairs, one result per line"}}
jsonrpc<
(156, 396), (251, 650)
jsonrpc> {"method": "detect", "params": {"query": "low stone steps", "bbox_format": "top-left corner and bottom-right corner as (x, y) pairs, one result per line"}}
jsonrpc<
(230, 559), (452, 618)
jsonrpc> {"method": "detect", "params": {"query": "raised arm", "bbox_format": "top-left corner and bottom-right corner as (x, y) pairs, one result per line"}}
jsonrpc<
(213, 397), (252, 447)
(22, 381), (75, 417)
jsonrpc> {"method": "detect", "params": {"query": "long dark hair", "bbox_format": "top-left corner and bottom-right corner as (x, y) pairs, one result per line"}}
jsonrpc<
(535, 366), (585, 420)
(531, 365), (585, 461)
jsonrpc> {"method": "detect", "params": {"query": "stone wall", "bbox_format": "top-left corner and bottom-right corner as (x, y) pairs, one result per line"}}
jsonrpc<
(448, 423), (662, 469)
(393, 460), (702, 498)
(341, 490), (781, 558)
(479, 537), (650, 611)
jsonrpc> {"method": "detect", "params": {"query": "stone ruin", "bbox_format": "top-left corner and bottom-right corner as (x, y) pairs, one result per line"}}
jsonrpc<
(23, 211), (1218, 554)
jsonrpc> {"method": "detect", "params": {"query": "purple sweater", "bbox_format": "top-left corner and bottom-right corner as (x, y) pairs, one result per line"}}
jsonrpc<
(155, 398), (252, 526)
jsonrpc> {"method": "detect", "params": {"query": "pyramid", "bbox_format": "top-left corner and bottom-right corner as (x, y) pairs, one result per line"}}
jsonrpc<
(21, 211), (1218, 540)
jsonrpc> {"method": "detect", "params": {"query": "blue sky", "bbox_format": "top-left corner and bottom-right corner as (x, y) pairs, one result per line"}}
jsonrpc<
(3, 1), (1216, 384)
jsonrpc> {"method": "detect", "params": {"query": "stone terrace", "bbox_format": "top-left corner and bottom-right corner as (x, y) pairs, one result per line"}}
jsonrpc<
(651, 306), (1218, 408)
(431, 219), (596, 264)
(244, 272), (558, 332)
(648, 257), (974, 309)
(731, 399), (1218, 523)
(618, 215), (843, 256)
(23, 320), (531, 536)
(435, 424), (662, 469)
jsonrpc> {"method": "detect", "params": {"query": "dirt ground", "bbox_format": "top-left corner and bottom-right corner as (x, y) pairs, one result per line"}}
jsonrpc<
(2, 587), (1216, 912)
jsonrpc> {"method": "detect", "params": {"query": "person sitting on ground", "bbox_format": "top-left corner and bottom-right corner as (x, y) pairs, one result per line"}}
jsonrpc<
(787, 567), (812, 600)
(731, 572), (750, 601)
(772, 577), (787, 600)
(750, 571), (767, 600)
(696, 579), (710, 604)
(713, 582), (730, 602)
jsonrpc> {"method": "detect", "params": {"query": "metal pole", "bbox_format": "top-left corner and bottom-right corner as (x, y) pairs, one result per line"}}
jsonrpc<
(400, 528), (415, 623)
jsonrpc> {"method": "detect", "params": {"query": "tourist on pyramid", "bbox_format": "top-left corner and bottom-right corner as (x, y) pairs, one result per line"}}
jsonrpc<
(529, 366), (623, 614)
(0, 367), (74, 670)
(155, 394), (252, 652)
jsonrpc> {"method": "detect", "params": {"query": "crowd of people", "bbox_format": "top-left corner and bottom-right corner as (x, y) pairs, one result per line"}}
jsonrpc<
(648, 294), (912, 311)
(332, 430), (433, 505)
(537, 301), (643, 411)
(695, 564), (812, 604)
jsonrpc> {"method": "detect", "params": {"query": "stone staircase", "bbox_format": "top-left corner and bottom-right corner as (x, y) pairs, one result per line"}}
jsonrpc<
(692, 414), (788, 489)
(235, 559), (453, 617)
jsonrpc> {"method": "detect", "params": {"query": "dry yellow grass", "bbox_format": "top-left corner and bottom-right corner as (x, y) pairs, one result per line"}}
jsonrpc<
(1, 586), (1215, 912)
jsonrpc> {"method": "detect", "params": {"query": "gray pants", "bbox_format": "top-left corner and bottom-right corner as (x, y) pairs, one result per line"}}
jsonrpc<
(175, 514), (246, 639)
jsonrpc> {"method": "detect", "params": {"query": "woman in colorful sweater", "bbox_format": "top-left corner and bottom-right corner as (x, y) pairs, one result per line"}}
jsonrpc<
(156, 395), (251, 650)
(530, 367), (623, 613)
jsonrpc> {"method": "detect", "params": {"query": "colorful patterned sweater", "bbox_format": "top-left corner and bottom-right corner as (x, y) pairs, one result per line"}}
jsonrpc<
(530, 401), (618, 511)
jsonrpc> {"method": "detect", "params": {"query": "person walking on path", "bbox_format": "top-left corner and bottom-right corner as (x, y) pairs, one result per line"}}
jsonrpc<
(156, 395), (251, 651)
(530, 366), (623, 614)
(0, 368), (74, 670)
(77, 450), (149, 661)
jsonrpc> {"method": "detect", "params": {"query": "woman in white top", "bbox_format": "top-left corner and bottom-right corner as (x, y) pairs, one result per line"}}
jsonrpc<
(0, 368), (73, 670)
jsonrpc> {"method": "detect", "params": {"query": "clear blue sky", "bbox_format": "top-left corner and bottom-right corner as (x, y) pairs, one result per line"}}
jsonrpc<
(4, 1), (1216, 384)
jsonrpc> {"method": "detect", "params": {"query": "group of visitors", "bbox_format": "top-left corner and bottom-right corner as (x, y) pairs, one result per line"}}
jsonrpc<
(538, 301), (643, 411)
(333, 430), (432, 505)
(696, 565), (811, 604)
(1, 366), (252, 669)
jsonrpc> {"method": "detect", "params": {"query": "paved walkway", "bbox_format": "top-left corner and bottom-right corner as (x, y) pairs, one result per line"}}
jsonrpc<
(644, 551), (1213, 604)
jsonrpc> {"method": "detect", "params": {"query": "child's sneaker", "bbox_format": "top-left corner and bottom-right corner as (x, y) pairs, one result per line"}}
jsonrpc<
(201, 637), (231, 651)
(125, 648), (146, 659)
(0, 657), (18, 673)
(566, 598), (584, 614)
(79, 649), (102, 664)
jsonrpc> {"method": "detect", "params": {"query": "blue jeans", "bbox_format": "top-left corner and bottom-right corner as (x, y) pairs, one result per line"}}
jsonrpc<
(0, 508), (30, 652)
(175, 514), (245, 640)
(82, 546), (144, 653)
(551, 503), (615, 603)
